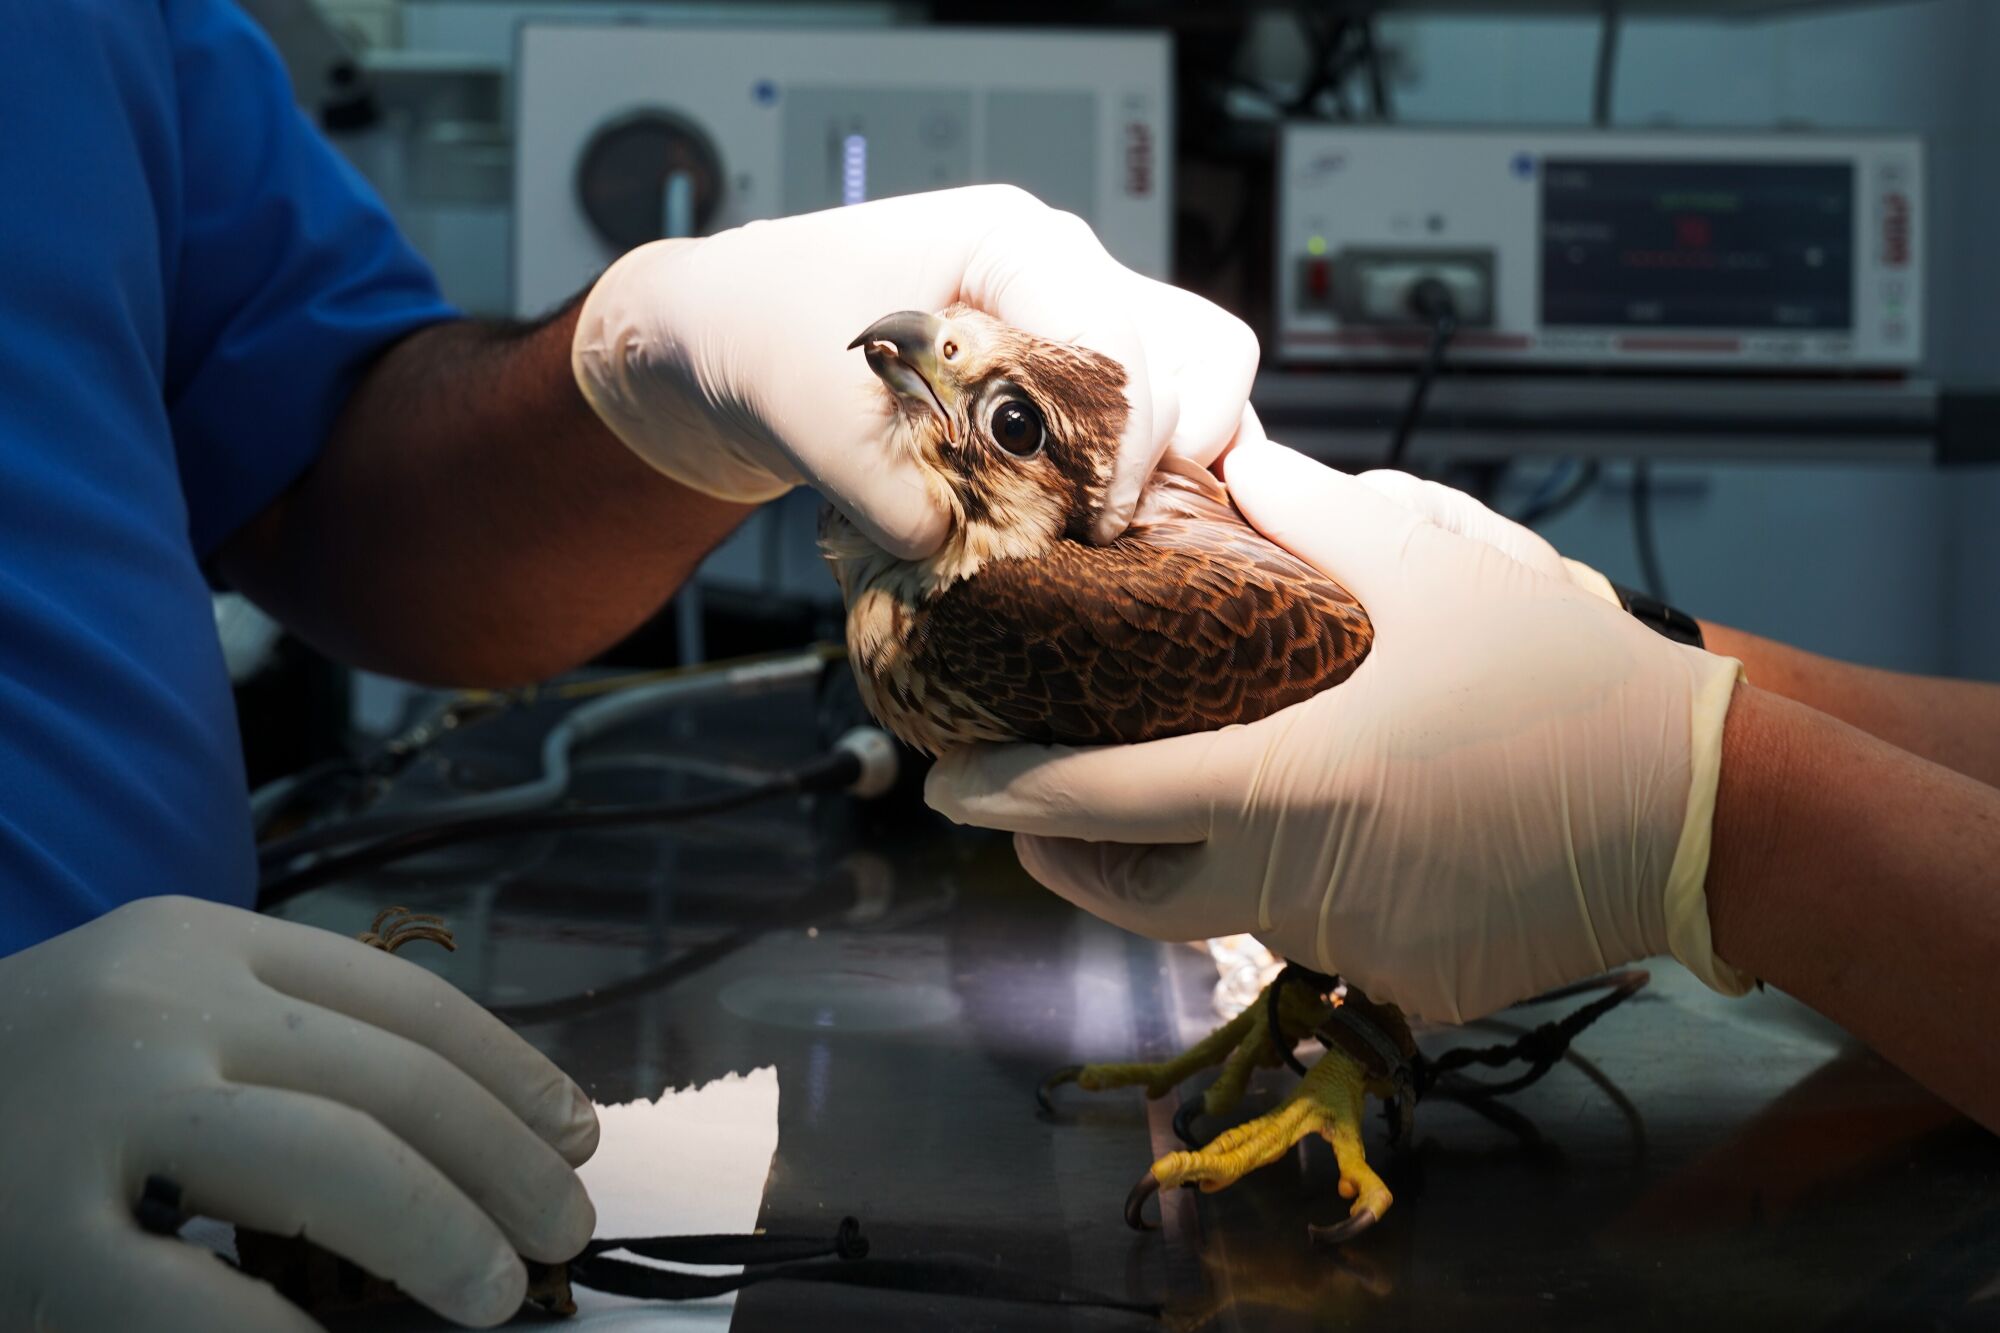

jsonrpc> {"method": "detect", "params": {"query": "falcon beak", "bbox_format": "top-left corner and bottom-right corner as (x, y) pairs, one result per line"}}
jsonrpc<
(850, 311), (958, 440)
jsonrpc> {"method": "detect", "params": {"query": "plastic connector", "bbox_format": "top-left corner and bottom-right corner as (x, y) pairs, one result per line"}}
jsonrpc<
(831, 727), (900, 799)
(1407, 276), (1458, 327)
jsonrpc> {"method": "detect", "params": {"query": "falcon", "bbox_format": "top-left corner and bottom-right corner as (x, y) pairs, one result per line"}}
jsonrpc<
(821, 305), (1411, 1242)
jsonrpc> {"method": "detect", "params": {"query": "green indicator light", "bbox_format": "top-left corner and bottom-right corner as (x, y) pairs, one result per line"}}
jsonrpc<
(1306, 235), (1328, 256)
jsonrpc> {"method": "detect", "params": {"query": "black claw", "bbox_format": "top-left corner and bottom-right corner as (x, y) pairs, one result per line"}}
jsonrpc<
(1307, 1207), (1380, 1247)
(1036, 1065), (1084, 1116)
(1171, 1098), (1207, 1149)
(1124, 1172), (1162, 1231)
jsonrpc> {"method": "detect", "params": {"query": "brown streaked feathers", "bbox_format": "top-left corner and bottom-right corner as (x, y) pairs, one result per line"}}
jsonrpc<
(823, 307), (1372, 756)
(906, 460), (1368, 746)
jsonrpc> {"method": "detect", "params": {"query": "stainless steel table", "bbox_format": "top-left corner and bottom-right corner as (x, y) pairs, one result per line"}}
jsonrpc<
(273, 675), (2000, 1330)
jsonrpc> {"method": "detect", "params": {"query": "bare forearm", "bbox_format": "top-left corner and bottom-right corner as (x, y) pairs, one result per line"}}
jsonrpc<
(216, 306), (754, 686)
(1702, 622), (2000, 787)
(1707, 684), (2000, 1131)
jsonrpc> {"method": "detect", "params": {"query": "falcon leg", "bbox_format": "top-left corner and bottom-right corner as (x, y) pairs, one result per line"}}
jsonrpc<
(1126, 1046), (1392, 1244)
(1037, 978), (1332, 1118)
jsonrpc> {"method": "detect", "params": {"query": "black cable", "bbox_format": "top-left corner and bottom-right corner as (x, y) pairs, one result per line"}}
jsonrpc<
(1631, 461), (1670, 602)
(1593, 4), (1621, 128)
(258, 780), (793, 908)
(1283, 12), (1349, 118)
(1359, 18), (1391, 120)
(568, 1250), (1160, 1317)
(254, 750), (786, 872)
(250, 756), (364, 839)
(586, 1217), (868, 1268)
(257, 749), (861, 908)
(1415, 969), (1649, 1103)
(571, 1220), (1148, 1317)
(489, 917), (769, 1027)
(206, 1205), (1155, 1321)
(1387, 279), (1459, 470)
(1327, 19), (1365, 122)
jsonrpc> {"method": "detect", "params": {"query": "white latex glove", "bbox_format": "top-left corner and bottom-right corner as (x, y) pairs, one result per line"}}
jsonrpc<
(0, 896), (598, 1331)
(927, 443), (1752, 1024)
(572, 185), (1259, 559)
(1349, 468), (1624, 607)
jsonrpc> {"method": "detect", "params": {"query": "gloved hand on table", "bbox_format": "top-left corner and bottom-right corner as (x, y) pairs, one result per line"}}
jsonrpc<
(571, 184), (1259, 558)
(927, 443), (1753, 1025)
(0, 896), (598, 1331)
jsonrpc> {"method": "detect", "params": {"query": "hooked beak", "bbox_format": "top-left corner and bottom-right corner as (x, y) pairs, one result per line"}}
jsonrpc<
(850, 311), (956, 439)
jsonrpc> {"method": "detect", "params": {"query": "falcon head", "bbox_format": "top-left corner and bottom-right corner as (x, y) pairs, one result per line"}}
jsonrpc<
(838, 305), (1129, 585)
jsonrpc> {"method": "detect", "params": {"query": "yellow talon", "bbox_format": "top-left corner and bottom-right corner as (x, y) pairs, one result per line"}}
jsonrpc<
(1145, 1048), (1392, 1235)
(1066, 974), (1414, 1240)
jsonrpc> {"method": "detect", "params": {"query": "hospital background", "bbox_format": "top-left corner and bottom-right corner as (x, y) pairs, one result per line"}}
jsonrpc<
(235, 0), (2000, 743)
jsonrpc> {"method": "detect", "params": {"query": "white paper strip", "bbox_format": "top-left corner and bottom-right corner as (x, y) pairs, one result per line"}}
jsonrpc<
(185, 1065), (784, 1331)
(568, 1066), (783, 1327)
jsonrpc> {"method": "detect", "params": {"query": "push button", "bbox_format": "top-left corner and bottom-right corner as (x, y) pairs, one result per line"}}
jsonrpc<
(1299, 256), (1334, 309)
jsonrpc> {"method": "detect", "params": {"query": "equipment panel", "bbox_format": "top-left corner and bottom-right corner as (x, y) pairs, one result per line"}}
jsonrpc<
(514, 24), (1171, 314)
(1276, 126), (1924, 371)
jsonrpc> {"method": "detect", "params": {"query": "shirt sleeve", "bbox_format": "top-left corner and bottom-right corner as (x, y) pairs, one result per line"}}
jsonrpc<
(162, 0), (458, 559)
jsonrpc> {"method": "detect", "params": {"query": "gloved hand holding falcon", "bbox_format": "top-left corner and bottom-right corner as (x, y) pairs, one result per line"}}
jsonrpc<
(574, 197), (1754, 1238)
(573, 184), (1748, 1034)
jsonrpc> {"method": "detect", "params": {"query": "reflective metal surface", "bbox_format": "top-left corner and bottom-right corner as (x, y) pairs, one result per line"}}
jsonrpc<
(275, 677), (2000, 1330)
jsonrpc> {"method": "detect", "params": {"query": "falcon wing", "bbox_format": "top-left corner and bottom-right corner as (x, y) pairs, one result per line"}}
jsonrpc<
(910, 483), (1371, 747)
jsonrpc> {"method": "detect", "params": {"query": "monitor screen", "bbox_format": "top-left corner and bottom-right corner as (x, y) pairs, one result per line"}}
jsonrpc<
(1540, 159), (1854, 330)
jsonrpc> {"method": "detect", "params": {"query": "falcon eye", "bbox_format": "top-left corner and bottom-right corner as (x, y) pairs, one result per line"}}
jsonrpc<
(988, 399), (1045, 459)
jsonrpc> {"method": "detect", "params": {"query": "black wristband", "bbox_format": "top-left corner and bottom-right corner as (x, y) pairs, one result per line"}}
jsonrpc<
(1609, 581), (1704, 648)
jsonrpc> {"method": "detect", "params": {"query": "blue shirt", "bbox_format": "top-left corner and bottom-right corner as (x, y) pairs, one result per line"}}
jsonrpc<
(0, 1), (455, 953)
